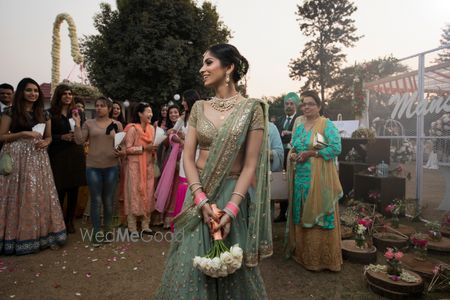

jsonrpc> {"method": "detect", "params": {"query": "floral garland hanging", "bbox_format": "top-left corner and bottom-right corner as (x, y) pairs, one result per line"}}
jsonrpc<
(51, 13), (83, 92)
(352, 75), (366, 117)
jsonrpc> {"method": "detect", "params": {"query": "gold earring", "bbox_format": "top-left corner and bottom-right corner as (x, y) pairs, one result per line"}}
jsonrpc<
(225, 74), (230, 87)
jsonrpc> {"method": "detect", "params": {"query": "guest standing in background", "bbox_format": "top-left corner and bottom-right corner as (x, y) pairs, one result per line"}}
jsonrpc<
(171, 89), (201, 230)
(121, 102), (155, 235)
(274, 92), (301, 223)
(110, 100), (127, 127)
(154, 104), (168, 131)
(0, 78), (66, 254)
(73, 97), (123, 247)
(48, 84), (86, 234)
(154, 104), (182, 228)
(285, 90), (343, 272)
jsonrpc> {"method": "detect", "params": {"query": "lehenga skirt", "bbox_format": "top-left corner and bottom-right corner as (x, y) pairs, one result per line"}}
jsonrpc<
(155, 178), (268, 300)
(292, 205), (342, 272)
(0, 139), (67, 255)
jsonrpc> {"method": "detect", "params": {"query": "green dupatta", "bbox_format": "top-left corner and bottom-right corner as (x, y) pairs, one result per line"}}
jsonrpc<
(174, 97), (273, 267)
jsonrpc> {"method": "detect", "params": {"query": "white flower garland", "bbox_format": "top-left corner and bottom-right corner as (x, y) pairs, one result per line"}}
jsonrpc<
(51, 13), (84, 92)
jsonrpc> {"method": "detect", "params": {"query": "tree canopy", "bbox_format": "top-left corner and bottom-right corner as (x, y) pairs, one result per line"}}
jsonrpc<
(81, 0), (230, 104)
(437, 23), (450, 63)
(289, 0), (361, 102)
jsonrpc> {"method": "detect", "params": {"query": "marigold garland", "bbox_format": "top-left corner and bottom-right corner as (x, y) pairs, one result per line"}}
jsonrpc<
(51, 13), (83, 92)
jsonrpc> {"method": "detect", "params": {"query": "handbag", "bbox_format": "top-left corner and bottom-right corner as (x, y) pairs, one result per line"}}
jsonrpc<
(270, 171), (288, 199)
(313, 132), (328, 150)
(0, 152), (13, 176)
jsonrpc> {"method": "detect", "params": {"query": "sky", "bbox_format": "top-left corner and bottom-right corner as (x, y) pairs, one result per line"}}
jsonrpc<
(1, 0), (449, 98)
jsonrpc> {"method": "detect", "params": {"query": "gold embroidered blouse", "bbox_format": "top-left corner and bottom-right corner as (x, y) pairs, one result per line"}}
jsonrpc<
(189, 99), (264, 150)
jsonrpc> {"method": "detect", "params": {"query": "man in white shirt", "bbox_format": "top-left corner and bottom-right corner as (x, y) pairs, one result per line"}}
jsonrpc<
(0, 83), (14, 113)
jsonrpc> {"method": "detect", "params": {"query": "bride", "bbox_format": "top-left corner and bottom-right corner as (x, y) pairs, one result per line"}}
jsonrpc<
(155, 44), (272, 299)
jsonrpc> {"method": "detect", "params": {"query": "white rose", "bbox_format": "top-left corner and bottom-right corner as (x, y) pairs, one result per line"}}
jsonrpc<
(211, 257), (222, 271)
(193, 256), (202, 268)
(220, 252), (234, 265)
(203, 258), (213, 271)
(217, 268), (228, 277)
(230, 245), (243, 259)
(230, 259), (242, 270)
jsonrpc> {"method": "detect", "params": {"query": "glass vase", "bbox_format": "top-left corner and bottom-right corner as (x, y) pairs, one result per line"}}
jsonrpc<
(428, 230), (442, 242)
(413, 245), (427, 261)
(355, 234), (366, 249)
(386, 260), (402, 276)
(391, 215), (400, 228)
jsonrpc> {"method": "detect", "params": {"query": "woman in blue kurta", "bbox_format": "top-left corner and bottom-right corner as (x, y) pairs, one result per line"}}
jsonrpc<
(285, 90), (343, 271)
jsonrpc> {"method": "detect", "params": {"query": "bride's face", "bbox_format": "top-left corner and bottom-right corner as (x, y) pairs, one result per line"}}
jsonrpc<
(199, 51), (227, 88)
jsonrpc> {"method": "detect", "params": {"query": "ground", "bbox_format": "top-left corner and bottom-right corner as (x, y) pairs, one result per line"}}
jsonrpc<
(1, 216), (449, 300)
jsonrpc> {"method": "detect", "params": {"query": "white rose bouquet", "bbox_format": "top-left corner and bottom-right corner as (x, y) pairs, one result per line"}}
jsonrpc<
(193, 204), (243, 278)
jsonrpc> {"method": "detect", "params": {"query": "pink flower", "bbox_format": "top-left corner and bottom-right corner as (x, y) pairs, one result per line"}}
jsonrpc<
(385, 204), (395, 213)
(358, 218), (373, 229)
(384, 250), (394, 260)
(394, 251), (404, 260)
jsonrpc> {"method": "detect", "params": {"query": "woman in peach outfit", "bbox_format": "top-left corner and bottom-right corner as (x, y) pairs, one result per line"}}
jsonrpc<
(121, 102), (156, 234)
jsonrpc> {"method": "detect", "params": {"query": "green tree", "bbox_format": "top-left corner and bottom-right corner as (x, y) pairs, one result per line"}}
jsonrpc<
(326, 56), (408, 119)
(289, 0), (361, 102)
(437, 23), (450, 63)
(81, 0), (230, 104)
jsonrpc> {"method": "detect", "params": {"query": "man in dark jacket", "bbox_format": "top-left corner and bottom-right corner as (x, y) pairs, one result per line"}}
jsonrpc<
(274, 92), (301, 222)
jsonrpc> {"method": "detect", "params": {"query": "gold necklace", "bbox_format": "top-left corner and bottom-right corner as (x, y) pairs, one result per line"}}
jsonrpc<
(210, 93), (240, 113)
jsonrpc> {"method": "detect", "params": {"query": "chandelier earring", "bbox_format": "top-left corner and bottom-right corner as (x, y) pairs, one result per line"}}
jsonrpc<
(225, 73), (230, 87)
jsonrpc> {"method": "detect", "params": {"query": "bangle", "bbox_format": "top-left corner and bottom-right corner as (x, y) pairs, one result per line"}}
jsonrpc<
(224, 202), (240, 218)
(188, 182), (201, 191)
(194, 192), (208, 206)
(191, 186), (203, 195)
(197, 198), (209, 210)
(232, 192), (246, 200)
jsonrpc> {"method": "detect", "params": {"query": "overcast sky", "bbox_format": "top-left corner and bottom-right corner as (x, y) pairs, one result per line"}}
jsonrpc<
(1, 0), (449, 98)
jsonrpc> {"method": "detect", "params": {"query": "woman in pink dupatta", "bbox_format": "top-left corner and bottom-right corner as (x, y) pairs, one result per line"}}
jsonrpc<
(121, 102), (155, 234)
(154, 105), (182, 228)
(170, 89), (201, 231)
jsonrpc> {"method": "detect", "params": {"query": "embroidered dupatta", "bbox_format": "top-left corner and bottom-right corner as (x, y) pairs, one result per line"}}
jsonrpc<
(174, 97), (273, 267)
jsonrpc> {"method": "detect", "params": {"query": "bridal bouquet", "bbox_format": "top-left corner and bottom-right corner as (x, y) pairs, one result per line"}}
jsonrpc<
(193, 204), (243, 278)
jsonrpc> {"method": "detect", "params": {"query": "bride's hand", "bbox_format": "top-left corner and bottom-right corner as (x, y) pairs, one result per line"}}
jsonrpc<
(201, 203), (219, 224)
(215, 214), (232, 239)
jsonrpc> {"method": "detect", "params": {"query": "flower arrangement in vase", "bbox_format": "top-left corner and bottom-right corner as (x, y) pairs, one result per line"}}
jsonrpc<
(384, 247), (404, 279)
(354, 218), (373, 249)
(426, 221), (442, 242)
(410, 233), (428, 261)
(385, 199), (404, 228)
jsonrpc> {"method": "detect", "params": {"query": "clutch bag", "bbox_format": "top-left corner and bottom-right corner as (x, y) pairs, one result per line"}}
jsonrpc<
(313, 132), (328, 150)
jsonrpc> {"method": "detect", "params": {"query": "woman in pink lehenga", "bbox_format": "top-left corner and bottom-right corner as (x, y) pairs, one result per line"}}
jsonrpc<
(0, 78), (66, 255)
(120, 102), (156, 234)
(171, 89), (201, 231)
(154, 105), (182, 228)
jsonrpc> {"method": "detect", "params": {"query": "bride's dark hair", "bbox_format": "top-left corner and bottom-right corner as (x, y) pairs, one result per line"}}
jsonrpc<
(207, 44), (249, 83)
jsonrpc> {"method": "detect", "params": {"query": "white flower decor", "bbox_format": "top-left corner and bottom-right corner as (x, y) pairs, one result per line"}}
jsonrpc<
(51, 13), (84, 92)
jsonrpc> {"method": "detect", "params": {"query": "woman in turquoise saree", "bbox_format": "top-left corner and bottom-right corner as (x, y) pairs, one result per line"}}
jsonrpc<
(285, 90), (343, 272)
(156, 44), (272, 299)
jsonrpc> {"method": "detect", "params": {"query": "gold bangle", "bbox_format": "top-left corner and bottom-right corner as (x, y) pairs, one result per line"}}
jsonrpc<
(191, 186), (203, 194)
(188, 182), (201, 191)
(232, 192), (246, 200)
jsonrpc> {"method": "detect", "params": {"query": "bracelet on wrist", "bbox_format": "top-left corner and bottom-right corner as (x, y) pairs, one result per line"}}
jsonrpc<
(188, 182), (201, 191)
(191, 186), (203, 195)
(194, 191), (208, 206)
(224, 202), (240, 219)
(231, 191), (246, 200)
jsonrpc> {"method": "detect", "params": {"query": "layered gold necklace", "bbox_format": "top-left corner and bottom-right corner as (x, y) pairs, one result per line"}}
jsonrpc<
(210, 93), (240, 117)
